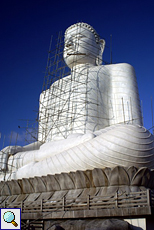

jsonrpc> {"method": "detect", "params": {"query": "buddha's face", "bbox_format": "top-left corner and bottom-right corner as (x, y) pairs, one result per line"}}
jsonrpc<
(63, 26), (100, 68)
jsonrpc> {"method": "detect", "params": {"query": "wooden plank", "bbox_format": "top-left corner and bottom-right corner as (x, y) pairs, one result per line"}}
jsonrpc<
(88, 205), (115, 210)
(118, 199), (147, 204)
(118, 203), (148, 208)
(115, 191), (118, 207)
(89, 202), (115, 206)
(87, 195), (90, 210)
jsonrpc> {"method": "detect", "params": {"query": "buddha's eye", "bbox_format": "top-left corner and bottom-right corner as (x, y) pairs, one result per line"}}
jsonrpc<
(73, 34), (86, 40)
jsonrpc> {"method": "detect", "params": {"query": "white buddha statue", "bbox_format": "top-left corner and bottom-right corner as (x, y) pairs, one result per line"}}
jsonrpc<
(38, 23), (142, 142)
(1, 22), (154, 181)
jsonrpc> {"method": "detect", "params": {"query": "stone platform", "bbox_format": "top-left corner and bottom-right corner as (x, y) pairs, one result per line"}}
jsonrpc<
(0, 166), (154, 229)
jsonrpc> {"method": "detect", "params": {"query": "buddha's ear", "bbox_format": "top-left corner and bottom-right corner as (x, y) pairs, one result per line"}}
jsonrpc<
(96, 39), (106, 66)
(100, 39), (105, 53)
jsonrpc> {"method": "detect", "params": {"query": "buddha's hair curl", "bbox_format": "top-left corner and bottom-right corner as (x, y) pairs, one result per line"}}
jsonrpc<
(65, 22), (100, 43)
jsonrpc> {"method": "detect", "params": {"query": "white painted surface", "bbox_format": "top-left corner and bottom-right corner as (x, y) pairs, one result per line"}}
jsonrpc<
(0, 123), (153, 180)
(125, 218), (146, 230)
(0, 22), (153, 180)
(38, 63), (142, 142)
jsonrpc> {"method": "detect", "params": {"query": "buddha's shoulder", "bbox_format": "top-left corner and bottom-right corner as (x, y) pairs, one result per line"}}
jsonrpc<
(90, 63), (135, 73)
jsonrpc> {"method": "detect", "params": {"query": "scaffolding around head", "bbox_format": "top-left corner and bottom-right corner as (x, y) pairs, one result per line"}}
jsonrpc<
(38, 30), (93, 142)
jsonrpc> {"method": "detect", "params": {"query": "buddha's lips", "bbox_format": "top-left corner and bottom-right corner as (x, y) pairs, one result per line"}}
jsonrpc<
(67, 53), (86, 56)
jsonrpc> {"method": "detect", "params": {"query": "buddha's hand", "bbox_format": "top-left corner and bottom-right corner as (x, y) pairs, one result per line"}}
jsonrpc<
(0, 146), (23, 171)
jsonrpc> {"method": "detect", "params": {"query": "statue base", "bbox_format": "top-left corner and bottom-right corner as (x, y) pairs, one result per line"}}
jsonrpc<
(0, 166), (154, 229)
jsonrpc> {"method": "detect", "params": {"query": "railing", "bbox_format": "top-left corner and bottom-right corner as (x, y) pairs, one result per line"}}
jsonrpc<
(150, 189), (154, 206)
(1, 190), (153, 213)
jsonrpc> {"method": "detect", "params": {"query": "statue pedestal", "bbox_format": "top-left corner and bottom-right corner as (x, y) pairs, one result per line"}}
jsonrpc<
(0, 166), (154, 229)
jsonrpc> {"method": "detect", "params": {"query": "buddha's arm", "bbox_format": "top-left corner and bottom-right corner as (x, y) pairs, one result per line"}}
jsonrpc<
(7, 133), (95, 173)
(21, 141), (42, 151)
(0, 141), (42, 171)
(109, 63), (142, 126)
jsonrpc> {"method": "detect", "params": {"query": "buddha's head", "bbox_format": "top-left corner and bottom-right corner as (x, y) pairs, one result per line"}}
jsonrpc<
(63, 22), (105, 69)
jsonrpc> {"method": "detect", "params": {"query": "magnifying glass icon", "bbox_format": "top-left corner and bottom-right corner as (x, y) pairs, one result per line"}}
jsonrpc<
(3, 211), (18, 227)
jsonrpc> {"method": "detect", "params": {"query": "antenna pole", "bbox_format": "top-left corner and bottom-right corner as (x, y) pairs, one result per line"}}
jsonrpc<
(141, 100), (144, 126)
(151, 97), (154, 134)
(110, 34), (112, 64)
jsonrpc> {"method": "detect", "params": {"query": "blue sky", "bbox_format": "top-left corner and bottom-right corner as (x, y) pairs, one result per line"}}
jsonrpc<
(0, 0), (154, 147)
